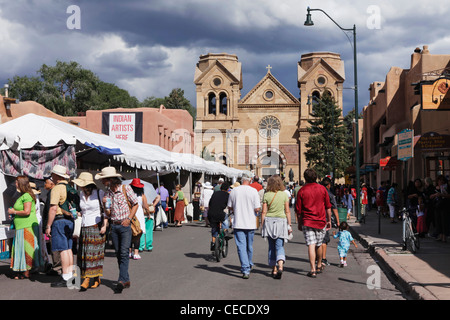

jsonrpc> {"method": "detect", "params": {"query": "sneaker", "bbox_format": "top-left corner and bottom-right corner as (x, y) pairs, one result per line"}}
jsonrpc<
(343, 261), (347, 267)
(242, 273), (249, 279)
(322, 259), (330, 266)
(210, 242), (215, 251)
(133, 254), (141, 260)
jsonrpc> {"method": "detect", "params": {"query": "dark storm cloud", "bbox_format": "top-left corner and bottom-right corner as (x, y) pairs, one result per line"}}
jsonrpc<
(1, 0), (450, 115)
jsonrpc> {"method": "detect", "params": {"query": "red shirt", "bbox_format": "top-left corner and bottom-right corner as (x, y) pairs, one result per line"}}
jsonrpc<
(361, 187), (368, 205)
(250, 181), (263, 192)
(295, 183), (331, 230)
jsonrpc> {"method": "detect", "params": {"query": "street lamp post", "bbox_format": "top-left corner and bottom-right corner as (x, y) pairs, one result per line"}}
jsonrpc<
(304, 7), (361, 221)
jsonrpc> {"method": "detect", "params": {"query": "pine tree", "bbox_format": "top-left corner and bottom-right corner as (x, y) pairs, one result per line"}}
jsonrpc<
(305, 91), (352, 180)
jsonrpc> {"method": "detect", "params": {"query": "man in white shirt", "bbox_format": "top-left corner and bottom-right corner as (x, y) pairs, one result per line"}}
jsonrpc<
(228, 172), (261, 279)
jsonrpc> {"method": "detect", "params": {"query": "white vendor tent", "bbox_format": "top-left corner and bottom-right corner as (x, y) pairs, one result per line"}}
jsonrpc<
(0, 113), (243, 179)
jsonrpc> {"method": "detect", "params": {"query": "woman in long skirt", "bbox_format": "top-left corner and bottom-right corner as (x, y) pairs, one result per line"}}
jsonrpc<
(73, 172), (108, 291)
(171, 184), (185, 227)
(8, 176), (44, 279)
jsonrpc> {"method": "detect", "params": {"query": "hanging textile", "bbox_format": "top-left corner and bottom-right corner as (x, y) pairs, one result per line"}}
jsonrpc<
(1, 143), (76, 179)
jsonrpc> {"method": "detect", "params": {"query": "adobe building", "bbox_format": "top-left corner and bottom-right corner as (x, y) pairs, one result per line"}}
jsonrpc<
(194, 52), (345, 182)
(362, 45), (450, 194)
(0, 95), (194, 154)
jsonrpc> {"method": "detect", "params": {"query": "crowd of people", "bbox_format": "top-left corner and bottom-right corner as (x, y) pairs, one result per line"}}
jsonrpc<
(200, 170), (357, 279)
(7, 162), (449, 292)
(6, 165), (182, 293)
(369, 177), (450, 241)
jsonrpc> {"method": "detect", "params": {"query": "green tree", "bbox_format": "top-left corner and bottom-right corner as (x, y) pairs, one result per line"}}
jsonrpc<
(305, 91), (351, 179)
(141, 96), (166, 109)
(164, 88), (196, 119)
(200, 146), (215, 161)
(91, 81), (140, 110)
(39, 60), (100, 115)
(5, 76), (43, 102)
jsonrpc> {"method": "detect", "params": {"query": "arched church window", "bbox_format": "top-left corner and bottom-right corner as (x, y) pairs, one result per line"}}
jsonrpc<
(208, 93), (216, 115)
(312, 90), (320, 105)
(219, 93), (227, 115)
(323, 90), (333, 98)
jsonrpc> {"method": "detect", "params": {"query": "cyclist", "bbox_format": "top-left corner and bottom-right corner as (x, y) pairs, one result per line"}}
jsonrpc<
(207, 182), (231, 251)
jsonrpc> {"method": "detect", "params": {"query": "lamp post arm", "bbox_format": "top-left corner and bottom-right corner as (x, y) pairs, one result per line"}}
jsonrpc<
(307, 7), (354, 32)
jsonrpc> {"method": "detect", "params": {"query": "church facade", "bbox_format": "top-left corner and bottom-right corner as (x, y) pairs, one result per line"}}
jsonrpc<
(194, 52), (345, 182)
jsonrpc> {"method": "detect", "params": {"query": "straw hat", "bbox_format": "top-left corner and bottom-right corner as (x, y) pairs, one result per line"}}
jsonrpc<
(73, 172), (96, 188)
(29, 182), (41, 195)
(52, 164), (70, 179)
(130, 178), (144, 188)
(203, 182), (213, 189)
(231, 182), (241, 189)
(94, 166), (122, 180)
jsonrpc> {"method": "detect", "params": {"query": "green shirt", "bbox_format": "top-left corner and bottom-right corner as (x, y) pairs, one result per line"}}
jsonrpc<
(177, 191), (184, 201)
(263, 191), (288, 218)
(13, 192), (37, 230)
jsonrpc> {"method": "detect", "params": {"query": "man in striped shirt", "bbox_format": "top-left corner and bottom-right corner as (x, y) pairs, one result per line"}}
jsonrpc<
(96, 167), (138, 293)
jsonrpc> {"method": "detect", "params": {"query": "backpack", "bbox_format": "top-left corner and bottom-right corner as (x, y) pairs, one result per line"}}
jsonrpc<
(58, 183), (81, 218)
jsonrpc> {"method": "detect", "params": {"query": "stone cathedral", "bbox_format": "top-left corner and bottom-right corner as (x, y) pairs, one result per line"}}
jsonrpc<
(194, 52), (345, 182)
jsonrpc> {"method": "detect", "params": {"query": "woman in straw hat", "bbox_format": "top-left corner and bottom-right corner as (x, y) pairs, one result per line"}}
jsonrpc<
(8, 176), (44, 279)
(73, 172), (108, 291)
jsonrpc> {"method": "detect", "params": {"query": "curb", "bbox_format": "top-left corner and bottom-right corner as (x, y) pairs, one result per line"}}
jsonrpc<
(349, 226), (439, 300)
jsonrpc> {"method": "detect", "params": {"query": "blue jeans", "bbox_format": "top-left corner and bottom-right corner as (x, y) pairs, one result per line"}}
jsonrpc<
(268, 237), (285, 267)
(234, 229), (255, 275)
(110, 224), (132, 283)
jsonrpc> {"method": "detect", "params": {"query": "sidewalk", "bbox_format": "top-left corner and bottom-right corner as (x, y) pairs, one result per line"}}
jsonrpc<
(347, 209), (450, 300)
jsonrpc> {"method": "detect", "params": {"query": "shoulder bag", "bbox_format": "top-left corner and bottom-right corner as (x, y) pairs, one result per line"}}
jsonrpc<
(122, 185), (142, 237)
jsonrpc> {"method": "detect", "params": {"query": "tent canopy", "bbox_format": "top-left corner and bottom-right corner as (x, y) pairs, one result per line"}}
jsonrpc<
(0, 114), (243, 178)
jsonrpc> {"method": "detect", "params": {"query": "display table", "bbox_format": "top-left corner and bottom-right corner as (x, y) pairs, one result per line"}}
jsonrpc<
(0, 225), (14, 260)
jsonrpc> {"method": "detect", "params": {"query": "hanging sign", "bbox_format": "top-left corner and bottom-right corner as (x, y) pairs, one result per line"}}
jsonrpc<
(397, 129), (413, 161)
(422, 78), (450, 110)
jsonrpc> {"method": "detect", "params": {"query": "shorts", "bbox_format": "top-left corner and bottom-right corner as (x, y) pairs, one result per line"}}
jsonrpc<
(302, 226), (326, 247)
(51, 218), (74, 251)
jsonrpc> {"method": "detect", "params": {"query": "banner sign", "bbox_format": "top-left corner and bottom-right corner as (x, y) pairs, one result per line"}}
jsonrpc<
(102, 112), (143, 142)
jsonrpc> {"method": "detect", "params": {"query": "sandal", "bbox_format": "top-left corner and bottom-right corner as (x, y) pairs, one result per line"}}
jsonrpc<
(316, 265), (325, 274)
(274, 269), (283, 279)
(307, 271), (317, 278)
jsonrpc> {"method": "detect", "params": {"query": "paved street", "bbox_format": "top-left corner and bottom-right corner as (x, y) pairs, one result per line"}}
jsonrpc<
(0, 209), (405, 302)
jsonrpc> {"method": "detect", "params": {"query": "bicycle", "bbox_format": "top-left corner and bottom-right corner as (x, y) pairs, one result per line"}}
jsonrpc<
(214, 227), (229, 262)
(400, 207), (420, 253)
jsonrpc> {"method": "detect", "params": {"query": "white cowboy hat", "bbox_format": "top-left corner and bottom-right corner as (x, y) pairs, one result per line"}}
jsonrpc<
(94, 166), (122, 180)
(203, 182), (213, 189)
(73, 172), (96, 187)
(52, 164), (70, 179)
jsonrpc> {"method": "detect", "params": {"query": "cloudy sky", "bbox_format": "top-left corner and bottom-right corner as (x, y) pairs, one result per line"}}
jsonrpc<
(1, 0), (450, 116)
